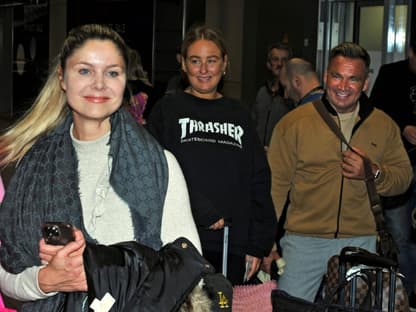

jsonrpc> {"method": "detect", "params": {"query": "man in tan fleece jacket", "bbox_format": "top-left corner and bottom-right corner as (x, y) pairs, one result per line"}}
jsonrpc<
(268, 42), (412, 301)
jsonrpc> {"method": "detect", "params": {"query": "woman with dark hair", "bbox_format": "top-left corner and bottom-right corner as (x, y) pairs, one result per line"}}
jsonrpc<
(147, 24), (277, 285)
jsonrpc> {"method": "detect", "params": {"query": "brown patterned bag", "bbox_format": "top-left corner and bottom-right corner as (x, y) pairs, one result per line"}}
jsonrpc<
(320, 247), (408, 312)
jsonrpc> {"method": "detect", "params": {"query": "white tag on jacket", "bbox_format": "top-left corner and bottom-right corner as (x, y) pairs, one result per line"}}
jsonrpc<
(90, 292), (115, 312)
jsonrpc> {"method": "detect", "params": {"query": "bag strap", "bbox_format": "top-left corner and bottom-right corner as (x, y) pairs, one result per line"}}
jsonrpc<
(312, 100), (387, 234)
(313, 100), (399, 262)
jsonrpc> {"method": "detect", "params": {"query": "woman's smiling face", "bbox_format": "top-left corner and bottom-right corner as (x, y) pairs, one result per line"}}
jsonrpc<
(182, 39), (227, 99)
(59, 39), (126, 137)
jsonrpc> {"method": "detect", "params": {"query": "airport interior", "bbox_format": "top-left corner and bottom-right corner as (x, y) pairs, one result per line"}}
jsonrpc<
(0, 0), (416, 310)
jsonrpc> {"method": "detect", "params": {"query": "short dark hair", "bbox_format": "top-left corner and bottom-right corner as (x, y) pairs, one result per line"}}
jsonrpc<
(267, 42), (292, 61)
(328, 42), (370, 75)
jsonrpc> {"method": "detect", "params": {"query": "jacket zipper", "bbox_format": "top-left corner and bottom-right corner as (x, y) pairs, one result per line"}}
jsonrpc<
(334, 115), (363, 238)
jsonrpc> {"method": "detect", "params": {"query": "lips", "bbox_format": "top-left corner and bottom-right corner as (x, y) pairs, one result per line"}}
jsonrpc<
(197, 76), (211, 81)
(84, 96), (110, 103)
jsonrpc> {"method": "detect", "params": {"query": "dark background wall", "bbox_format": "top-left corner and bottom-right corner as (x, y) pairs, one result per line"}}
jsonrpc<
(241, 0), (319, 107)
(2, 0), (415, 117)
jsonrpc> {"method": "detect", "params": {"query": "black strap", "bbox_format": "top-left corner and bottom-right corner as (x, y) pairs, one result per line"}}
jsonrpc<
(312, 100), (386, 233)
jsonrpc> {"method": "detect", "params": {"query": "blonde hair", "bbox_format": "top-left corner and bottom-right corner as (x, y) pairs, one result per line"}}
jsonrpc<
(0, 62), (69, 167)
(0, 24), (130, 167)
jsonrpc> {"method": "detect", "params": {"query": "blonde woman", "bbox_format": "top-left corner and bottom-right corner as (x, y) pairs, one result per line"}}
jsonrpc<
(0, 24), (202, 311)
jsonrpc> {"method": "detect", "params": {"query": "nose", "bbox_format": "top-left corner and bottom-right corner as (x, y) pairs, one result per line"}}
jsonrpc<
(93, 73), (106, 90)
(199, 61), (208, 73)
(338, 78), (348, 90)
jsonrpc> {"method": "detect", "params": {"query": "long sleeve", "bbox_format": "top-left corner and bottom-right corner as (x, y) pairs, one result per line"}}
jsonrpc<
(267, 122), (297, 219)
(0, 265), (55, 301)
(161, 150), (202, 254)
(247, 133), (278, 257)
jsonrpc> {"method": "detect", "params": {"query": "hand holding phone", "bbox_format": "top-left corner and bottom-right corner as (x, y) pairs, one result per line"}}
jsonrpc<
(42, 222), (75, 245)
(243, 258), (253, 282)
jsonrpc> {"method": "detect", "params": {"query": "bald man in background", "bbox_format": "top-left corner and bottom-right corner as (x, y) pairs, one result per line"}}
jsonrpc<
(279, 58), (324, 106)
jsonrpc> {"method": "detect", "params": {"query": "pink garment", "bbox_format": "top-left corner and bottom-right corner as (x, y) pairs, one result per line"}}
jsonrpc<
(0, 292), (16, 312)
(232, 280), (277, 312)
(128, 92), (148, 125)
(0, 176), (4, 203)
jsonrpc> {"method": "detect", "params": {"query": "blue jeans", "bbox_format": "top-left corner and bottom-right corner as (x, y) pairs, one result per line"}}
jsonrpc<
(278, 233), (376, 301)
(384, 168), (416, 294)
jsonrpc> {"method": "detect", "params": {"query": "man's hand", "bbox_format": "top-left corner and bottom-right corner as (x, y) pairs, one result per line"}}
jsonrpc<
(342, 147), (370, 180)
(403, 125), (416, 145)
(260, 250), (281, 274)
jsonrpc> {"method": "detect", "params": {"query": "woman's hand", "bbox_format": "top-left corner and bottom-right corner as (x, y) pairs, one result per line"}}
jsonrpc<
(245, 255), (261, 281)
(38, 228), (87, 293)
(208, 218), (225, 230)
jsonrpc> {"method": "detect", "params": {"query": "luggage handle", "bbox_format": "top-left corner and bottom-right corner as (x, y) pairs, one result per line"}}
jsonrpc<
(222, 219), (232, 278)
(340, 246), (397, 269)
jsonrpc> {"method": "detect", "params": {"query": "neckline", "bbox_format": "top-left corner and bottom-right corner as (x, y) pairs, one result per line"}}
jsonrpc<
(298, 85), (324, 105)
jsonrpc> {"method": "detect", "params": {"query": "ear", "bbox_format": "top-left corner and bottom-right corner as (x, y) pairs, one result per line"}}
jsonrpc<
(293, 75), (302, 88)
(223, 54), (229, 72)
(266, 60), (272, 71)
(362, 77), (370, 93)
(323, 70), (328, 86)
(57, 66), (66, 91)
(181, 56), (187, 73)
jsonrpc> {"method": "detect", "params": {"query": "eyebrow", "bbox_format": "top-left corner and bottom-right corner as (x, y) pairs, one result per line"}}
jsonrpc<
(188, 55), (221, 59)
(75, 62), (124, 69)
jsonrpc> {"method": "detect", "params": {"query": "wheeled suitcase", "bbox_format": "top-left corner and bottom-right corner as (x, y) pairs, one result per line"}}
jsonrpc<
(321, 247), (408, 312)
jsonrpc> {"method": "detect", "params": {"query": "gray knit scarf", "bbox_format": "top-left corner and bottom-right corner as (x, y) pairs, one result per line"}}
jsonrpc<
(0, 107), (168, 311)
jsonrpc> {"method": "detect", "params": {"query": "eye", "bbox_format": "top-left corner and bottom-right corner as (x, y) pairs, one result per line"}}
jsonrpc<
(207, 58), (219, 65)
(331, 73), (341, 80)
(78, 68), (90, 75)
(107, 70), (120, 78)
(189, 58), (201, 65)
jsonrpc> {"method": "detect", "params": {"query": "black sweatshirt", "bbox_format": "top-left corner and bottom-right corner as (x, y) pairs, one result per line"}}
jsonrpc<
(147, 92), (277, 258)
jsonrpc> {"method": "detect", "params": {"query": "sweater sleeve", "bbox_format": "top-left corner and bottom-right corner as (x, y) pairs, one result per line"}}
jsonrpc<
(0, 265), (56, 301)
(267, 120), (296, 219)
(246, 125), (278, 258)
(160, 150), (202, 254)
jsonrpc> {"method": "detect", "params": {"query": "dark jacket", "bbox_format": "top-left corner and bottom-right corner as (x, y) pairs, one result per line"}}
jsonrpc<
(63, 237), (214, 312)
(370, 59), (416, 154)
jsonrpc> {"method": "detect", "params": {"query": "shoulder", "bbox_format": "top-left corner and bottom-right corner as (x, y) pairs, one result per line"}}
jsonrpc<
(271, 103), (320, 140)
(277, 103), (318, 128)
(255, 85), (270, 99)
(369, 107), (400, 127)
(379, 59), (408, 75)
(163, 150), (179, 168)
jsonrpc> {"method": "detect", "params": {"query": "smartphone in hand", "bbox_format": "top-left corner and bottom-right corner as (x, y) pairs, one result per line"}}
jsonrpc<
(42, 222), (75, 245)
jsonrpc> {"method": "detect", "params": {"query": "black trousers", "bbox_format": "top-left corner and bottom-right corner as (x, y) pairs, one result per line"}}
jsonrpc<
(202, 248), (245, 285)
